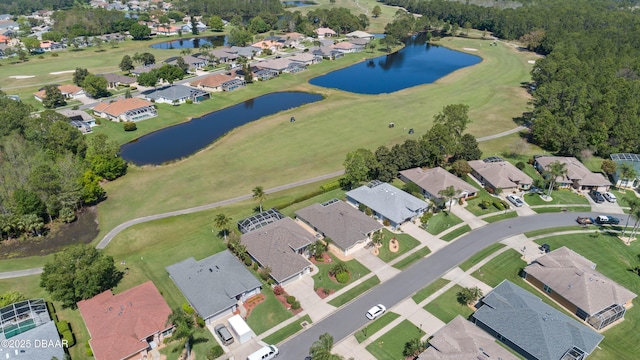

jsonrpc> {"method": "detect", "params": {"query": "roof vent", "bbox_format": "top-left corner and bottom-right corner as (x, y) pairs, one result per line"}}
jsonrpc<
(216, 265), (220, 270)
(118, 312), (122, 316)
(209, 268), (213, 272)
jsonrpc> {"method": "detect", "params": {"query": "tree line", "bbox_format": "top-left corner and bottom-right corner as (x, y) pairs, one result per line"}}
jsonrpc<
(0, 93), (126, 240)
(0, 0), (86, 15)
(177, 0), (284, 19)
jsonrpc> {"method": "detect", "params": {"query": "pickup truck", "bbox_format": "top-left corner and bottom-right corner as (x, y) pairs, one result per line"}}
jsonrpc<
(594, 215), (620, 225)
(576, 217), (594, 225)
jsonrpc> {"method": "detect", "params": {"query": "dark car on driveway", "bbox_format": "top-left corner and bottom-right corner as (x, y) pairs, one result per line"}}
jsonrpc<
(589, 190), (605, 203)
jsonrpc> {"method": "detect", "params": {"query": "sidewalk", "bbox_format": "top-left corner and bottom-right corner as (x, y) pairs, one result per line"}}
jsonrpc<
(400, 222), (448, 252)
(450, 206), (488, 229)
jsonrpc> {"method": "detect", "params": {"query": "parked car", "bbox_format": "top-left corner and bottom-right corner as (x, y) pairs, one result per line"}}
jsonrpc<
(603, 192), (617, 203)
(506, 195), (524, 207)
(595, 215), (620, 225)
(589, 190), (605, 203)
(366, 304), (386, 320)
(214, 324), (234, 345)
(539, 243), (550, 253)
(247, 345), (278, 360)
(576, 217), (594, 225)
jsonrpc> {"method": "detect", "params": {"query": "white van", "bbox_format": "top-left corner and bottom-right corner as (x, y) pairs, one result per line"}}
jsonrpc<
(247, 345), (279, 360)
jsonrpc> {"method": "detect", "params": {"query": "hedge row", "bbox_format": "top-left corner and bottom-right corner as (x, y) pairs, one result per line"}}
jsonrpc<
(320, 179), (341, 192)
(56, 320), (70, 334)
(46, 301), (58, 323)
(61, 329), (75, 347)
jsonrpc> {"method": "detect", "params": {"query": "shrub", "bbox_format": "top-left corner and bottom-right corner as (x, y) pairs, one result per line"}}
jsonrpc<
(207, 345), (224, 359)
(51, 52), (59, 57)
(267, 278), (274, 285)
(244, 257), (252, 267)
(186, 99), (193, 104)
(321, 179), (341, 192)
(46, 301), (58, 322)
(123, 121), (137, 131)
(56, 320), (70, 333)
(130, 86), (137, 90)
(291, 300), (301, 310)
(196, 316), (205, 328)
(38, 55), (45, 59)
(383, 219), (390, 227)
(71, 105), (79, 110)
(458, 197), (465, 205)
(358, 203), (366, 212)
(492, 200), (505, 210)
(252, 262), (258, 271)
(182, 303), (195, 315)
(516, 161), (526, 170)
(85, 340), (93, 356)
(365, 207), (373, 216)
(61, 329), (75, 347)
(323, 288), (331, 295)
(480, 199), (491, 209)
(420, 212), (433, 225)
(273, 285), (285, 296)
(335, 271), (350, 284)
(286, 295), (296, 304)
(95, 119), (101, 125)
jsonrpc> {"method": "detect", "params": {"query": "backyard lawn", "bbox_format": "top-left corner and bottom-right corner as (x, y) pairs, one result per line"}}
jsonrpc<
(392, 246), (432, 270)
(328, 276), (380, 307)
(354, 312), (400, 343)
(412, 278), (450, 304)
(524, 190), (589, 205)
(312, 253), (370, 292)
(440, 225), (471, 242)
(459, 243), (506, 271)
(425, 212), (463, 235)
(366, 320), (425, 360)
(377, 229), (420, 263)
(423, 284), (475, 323)
(262, 315), (312, 345)
(246, 288), (293, 335)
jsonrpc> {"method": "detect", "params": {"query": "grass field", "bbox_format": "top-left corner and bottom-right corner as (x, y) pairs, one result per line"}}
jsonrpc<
(411, 278), (450, 304)
(458, 243), (506, 271)
(423, 284), (475, 323)
(532, 206), (592, 214)
(425, 212), (463, 235)
(294, 0), (399, 34)
(483, 211), (518, 223)
(354, 312), (400, 343)
(312, 253), (371, 292)
(247, 288), (293, 335)
(377, 229), (420, 263)
(328, 275), (380, 307)
(524, 190), (589, 205)
(392, 246), (431, 270)
(532, 233), (640, 360)
(523, 226), (588, 238)
(365, 320), (425, 360)
(262, 315), (312, 345)
(440, 225), (471, 241)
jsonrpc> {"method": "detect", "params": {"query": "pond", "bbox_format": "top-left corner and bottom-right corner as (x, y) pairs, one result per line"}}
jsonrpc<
(283, 1), (316, 6)
(309, 34), (481, 94)
(121, 92), (323, 165)
(150, 35), (227, 49)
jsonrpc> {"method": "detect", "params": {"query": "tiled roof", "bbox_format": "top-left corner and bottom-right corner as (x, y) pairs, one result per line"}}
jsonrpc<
(58, 84), (83, 94)
(331, 42), (358, 50)
(535, 156), (611, 187)
(400, 167), (477, 198)
(241, 218), (313, 283)
(525, 247), (636, 315)
(468, 160), (533, 189)
(77, 281), (172, 360)
(93, 97), (153, 117)
(190, 73), (235, 88)
(345, 182), (429, 224)
(288, 53), (316, 62)
(315, 27), (336, 35)
(257, 58), (293, 71)
(296, 201), (382, 251)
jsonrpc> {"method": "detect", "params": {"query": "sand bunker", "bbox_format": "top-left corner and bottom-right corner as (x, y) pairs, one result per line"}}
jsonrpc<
(9, 75), (35, 79)
(463, 47), (479, 51)
(49, 70), (75, 75)
(528, 60), (536, 64)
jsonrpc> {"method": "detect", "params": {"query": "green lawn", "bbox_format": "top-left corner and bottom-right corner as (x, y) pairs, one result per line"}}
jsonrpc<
(441, 225), (472, 241)
(377, 229), (420, 263)
(412, 279), (451, 304)
(328, 276), (380, 307)
(611, 189), (636, 208)
(524, 226), (589, 238)
(532, 206), (592, 213)
(459, 243), (506, 271)
(425, 212), (463, 235)
(262, 315), (312, 345)
(531, 233), (640, 360)
(423, 285), (475, 323)
(483, 211), (518, 223)
(312, 253), (370, 292)
(354, 312), (400, 343)
(464, 177), (502, 216)
(278, 188), (346, 218)
(523, 190), (589, 205)
(161, 326), (216, 360)
(393, 246), (432, 270)
(366, 320), (425, 360)
(246, 288), (293, 335)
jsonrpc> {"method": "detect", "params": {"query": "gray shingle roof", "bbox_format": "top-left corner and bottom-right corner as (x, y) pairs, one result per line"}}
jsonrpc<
(166, 251), (261, 319)
(473, 280), (604, 360)
(345, 182), (429, 225)
(295, 200), (382, 252)
(241, 218), (313, 283)
(2, 321), (66, 359)
(145, 85), (207, 101)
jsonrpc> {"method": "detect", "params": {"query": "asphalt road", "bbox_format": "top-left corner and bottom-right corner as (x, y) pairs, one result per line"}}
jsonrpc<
(278, 211), (612, 360)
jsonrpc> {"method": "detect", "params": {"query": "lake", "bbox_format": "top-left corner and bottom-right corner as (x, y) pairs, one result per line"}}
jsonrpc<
(121, 92), (323, 165)
(150, 36), (227, 49)
(309, 35), (481, 94)
(283, 1), (316, 6)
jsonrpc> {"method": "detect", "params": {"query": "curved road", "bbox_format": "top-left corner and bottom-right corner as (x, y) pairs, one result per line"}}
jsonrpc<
(277, 211), (614, 360)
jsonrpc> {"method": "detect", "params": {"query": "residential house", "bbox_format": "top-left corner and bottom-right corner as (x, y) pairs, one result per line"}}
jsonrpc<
(0, 19), (18, 34)
(165, 55), (207, 71)
(312, 46), (344, 60)
(238, 208), (286, 234)
(399, 167), (478, 202)
(349, 38), (370, 46)
(252, 40), (283, 52)
(346, 180), (430, 229)
(229, 45), (262, 58)
(523, 246), (636, 330)
(34, 84), (85, 102)
(144, 85), (210, 104)
(77, 281), (173, 360)
(69, 120), (92, 134)
(207, 48), (239, 63)
(0, 299), (66, 360)
(418, 315), (518, 360)
(296, 199), (383, 256)
(256, 58), (294, 74)
(472, 280), (603, 360)
(38, 40), (64, 52)
(241, 217), (314, 285)
(288, 52), (321, 66)
(98, 73), (136, 89)
(190, 73), (245, 92)
(131, 63), (162, 76)
(93, 97), (157, 122)
(534, 156), (611, 192)
(254, 69), (279, 81)
(0, 14), (11, 21)
(468, 158), (533, 193)
(166, 250), (262, 324)
(331, 41), (364, 53)
(156, 25), (180, 36)
(0, 34), (9, 44)
(315, 27), (337, 38)
(181, 21), (207, 33)
(345, 30), (374, 39)
(281, 32), (305, 47)
(610, 153), (640, 188)
(56, 109), (96, 132)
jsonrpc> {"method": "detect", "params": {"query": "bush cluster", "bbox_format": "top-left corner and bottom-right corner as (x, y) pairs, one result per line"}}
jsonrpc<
(273, 285), (285, 296)
(291, 301), (301, 310)
(123, 121), (137, 131)
(182, 303), (195, 315)
(196, 316), (205, 328)
(335, 272), (350, 284)
(207, 345), (224, 359)
(320, 180), (341, 192)
(286, 295), (296, 304)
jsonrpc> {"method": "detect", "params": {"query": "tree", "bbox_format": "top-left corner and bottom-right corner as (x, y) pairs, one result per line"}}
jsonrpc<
(619, 163), (637, 189)
(119, 55), (134, 73)
(136, 70), (159, 87)
(621, 197), (640, 239)
(403, 338), (428, 358)
(455, 134), (482, 161)
(372, 5), (382, 18)
(343, 148), (378, 188)
(600, 159), (616, 176)
(42, 85), (66, 109)
(129, 23), (151, 40)
(124, 89), (132, 98)
(158, 64), (185, 85)
(190, 16), (199, 35)
(21, 37), (40, 53)
(209, 16), (224, 31)
(0, 291), (25, 307)
(72, 67), (89, 86)
(438, 185), (460, 212)
(544, 161), (568, 198)
(166, 308), (195, 354)
(309, 333), (345, 360)
(82, 74), (109, 98)
(80, 170), (105, 204)
(140, 52), (155, 66)
(508, 137), (530, 157)
(381, 34), (396, 52)
(249, 16), (270, 34)
(252, 186), (267, 212)
(457, 286), (483, 305)
(451, 159), (472, 177)
(214, 213), (232, 241)
(40, 244), (123, 308)
(368, 41), (377, 53)
(176, 56), (190, 73)
(228, 28), (253, 46)
(434, 104), (470, 141)
(86, 133), (127, 180)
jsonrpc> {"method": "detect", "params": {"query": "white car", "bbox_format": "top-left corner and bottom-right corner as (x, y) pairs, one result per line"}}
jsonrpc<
(603, 192), (617, 203)
(366, 304), (386, 320)
(506, 195), (524, 207)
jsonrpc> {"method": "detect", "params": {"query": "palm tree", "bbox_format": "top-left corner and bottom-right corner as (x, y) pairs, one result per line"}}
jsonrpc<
(309, 333), (345, 360)
(214, 213), (232, 241)
(621, 197), (640, 238)
(22, 214), (44, 237)
(371, 230), (384, 246)
(438, 185), (460, 213)
(166, 308), (195, 354)
(0, 214), (12, 240)
(629, 206), (640, 241)
(544, 161), (568, 198)
(252, 186), (267, 212)
(619, 163), (637, 190)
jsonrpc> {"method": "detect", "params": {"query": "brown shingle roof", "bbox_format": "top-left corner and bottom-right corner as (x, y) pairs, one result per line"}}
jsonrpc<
(256, 58), (292, 71)
(535, 156), (611, 187)
(400, 167), (477, 198)
(190, 73), (235, 88)
(58, 84), (83, 95)
(241, 218), (313, 283)
(468, 160), (533, 189)
(77, 281), (172, 360)
(99, 73), (136, 84)
(93, 97), (153, 117)
(525, 247), (637, 315)
(296, 201), (382, 252)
